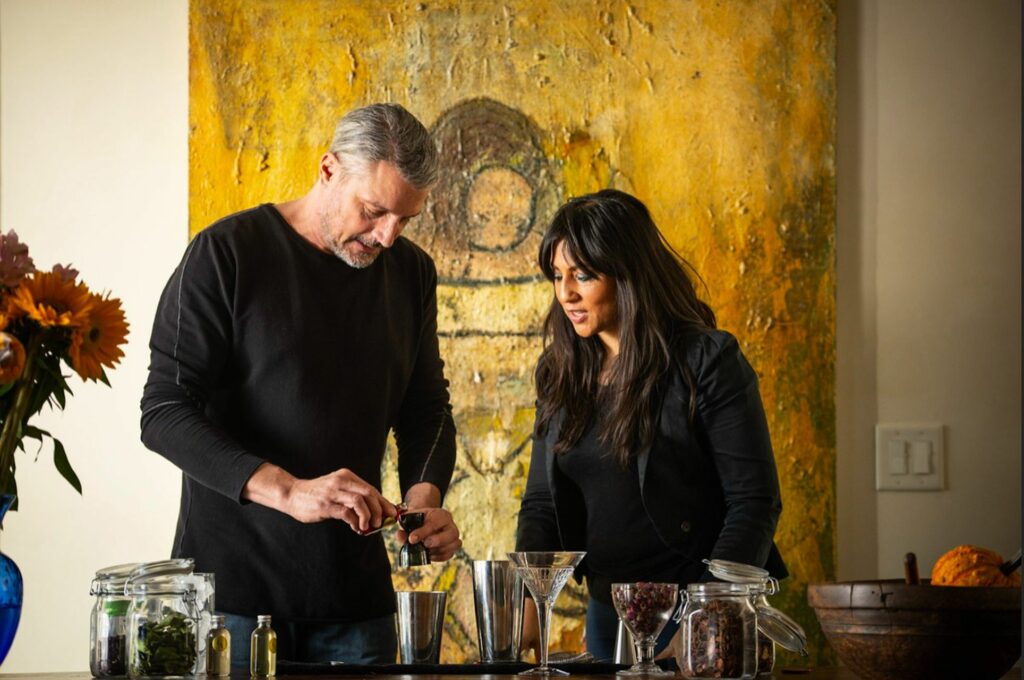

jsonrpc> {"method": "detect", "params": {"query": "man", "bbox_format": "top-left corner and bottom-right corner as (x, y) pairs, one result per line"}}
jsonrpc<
(140, 103), (461, 666)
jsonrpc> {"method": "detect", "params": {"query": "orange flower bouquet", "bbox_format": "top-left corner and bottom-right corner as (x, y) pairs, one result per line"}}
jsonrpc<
(0, 230), (128, 505)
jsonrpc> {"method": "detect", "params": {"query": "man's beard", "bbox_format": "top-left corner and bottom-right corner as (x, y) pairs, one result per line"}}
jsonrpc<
(320, 219), (381, 269)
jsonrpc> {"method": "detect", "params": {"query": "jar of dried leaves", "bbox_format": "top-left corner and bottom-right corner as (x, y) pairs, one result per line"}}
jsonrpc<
(126, 578), (200, 679)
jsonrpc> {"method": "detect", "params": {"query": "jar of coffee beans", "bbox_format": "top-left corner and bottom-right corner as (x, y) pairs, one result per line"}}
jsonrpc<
(676, 582), (757, 679)
(90, 563), (141, 677)
(698, 559), (808, 672)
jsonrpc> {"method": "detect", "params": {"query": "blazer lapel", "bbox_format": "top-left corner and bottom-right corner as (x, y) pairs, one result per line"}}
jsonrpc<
(636, 443), (652, 491)
(545, 411), (564, 486)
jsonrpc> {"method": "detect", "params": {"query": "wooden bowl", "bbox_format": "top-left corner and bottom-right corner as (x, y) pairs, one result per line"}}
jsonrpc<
(808, 580), (1020, 680)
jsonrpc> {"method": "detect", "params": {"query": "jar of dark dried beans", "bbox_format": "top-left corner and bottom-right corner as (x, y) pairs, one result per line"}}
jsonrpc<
(676, 582), (757, 679)
(90, 563), (140, 677)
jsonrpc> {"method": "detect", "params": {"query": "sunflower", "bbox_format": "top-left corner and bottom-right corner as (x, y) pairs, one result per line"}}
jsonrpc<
(69, 293), (129, 381)
(10, 270), (92, 328)
(0, 332), (25, 383)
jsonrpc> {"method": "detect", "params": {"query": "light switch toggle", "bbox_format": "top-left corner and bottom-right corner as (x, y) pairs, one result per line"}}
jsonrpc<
(910, 440), (932, 475)
(876, 423), (945, 491)
(888, 440), (908, 475)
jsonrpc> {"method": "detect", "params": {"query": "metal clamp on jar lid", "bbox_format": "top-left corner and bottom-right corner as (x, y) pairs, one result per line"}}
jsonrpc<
(91, 563), (142, 597)
(703, 559), (776, 588)
(125, 559), (195, 585)
(702, 558), (808, 656)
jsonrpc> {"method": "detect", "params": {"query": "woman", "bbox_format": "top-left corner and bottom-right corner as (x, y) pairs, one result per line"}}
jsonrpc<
(515, 189), (787, 662)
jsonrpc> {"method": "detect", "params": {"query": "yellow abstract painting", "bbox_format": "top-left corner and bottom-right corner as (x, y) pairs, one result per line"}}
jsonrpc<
(190, 0), (836, 665)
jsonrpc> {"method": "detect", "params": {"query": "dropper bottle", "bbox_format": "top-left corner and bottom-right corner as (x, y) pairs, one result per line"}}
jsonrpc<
(206, 614), (230, 676)
(250, 615), (277, 678)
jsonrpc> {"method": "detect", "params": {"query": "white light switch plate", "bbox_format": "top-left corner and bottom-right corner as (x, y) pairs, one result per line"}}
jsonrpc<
(876, 423), (945, 491)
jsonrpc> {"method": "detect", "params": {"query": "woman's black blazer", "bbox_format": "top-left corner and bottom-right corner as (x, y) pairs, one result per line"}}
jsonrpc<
(516, 328), (788, 582)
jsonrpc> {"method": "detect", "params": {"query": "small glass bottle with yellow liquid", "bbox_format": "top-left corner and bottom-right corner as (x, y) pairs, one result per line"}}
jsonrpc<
(250, 615), (277, 678)
(205, 615), (231, 676)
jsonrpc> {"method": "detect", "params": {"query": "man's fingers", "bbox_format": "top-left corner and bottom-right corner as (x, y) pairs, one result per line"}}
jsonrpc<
(381, 497), (400, 519)
(417, 523), (458, 548)
(429, 536), (462, 561)
(329, 470), (390, 528)
(362, 492), (384, 529)
(427, 533), (461, 559)
(285, 472), (396, 529)
(334, 491), (372, 531)
(406, 509), (461, 560)
(412, 509), (457, 542)
(325, 505), (360, 531)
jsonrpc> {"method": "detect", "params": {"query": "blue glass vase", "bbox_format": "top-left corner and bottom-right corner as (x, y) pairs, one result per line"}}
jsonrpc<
(0, 494), (22, 666)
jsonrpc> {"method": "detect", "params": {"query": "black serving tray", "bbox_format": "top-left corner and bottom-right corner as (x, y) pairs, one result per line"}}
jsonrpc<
(277, 660), (631, 675)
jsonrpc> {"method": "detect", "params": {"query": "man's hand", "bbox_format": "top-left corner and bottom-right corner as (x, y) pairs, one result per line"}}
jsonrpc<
(396, 506), (462, 561)
(243, 463), (398, 532)
(285, 468), (398, 531)
(394, 482), (462, 561)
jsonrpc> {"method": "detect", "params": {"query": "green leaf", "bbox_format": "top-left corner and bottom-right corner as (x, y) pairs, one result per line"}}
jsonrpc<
(52, 385), (66, 410)
(99, 371), (111, 387)
(0, 382), (15, 399)
(136, 611), (197, 675)
(22, 425), (49, 441)
(52, 438), (83, 495)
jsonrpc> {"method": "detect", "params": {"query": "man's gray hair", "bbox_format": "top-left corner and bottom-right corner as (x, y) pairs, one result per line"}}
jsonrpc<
(329, 103), (438, 189)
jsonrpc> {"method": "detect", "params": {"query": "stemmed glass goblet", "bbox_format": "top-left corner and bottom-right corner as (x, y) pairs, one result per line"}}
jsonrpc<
(612, 582), (679, 676)
(508, 551), (586, 676)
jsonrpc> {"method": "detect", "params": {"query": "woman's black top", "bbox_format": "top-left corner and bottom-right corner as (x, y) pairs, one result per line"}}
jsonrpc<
(516, 329), (787, 589)
(556, 396), (692, 603)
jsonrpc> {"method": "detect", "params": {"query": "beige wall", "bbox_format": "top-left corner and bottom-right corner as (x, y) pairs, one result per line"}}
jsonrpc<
(0, 0), (188, 672)
(0, 0), (1019, 672)
(836, 0), (1022, 581)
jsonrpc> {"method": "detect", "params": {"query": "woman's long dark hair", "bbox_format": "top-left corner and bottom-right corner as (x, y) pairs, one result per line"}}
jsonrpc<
(535, 189), (716, 464)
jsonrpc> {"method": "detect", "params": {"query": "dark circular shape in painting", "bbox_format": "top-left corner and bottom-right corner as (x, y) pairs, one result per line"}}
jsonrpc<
(407, 97), (561, 285)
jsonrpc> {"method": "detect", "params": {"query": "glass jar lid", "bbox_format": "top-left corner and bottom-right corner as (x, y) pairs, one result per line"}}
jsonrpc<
(703, 558), (769, 583)
(128, 558), (194, 581)
(97, 562), (143, 580)
(127, 575), (199, 599)
(91, 562), (143, 595)
(756, 603), (808, 655)
(703, 559), (780, 594)
(685, 581), (753, 596)
(124, 559), (195, 594)
(702, 559), (803, 651)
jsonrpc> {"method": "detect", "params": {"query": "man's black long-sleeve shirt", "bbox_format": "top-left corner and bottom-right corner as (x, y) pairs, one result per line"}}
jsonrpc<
(140, 204), (456, 621)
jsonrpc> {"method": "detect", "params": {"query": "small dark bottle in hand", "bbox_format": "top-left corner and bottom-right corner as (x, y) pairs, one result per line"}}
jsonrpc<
(398, 512), (430, 567)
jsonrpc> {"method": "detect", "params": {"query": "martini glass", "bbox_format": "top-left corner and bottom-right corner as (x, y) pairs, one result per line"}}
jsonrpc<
(611, 582), (678, 676)
(508, 551), (586, 676)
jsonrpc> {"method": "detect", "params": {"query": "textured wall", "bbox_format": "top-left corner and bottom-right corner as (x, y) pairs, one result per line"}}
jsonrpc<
(189, 0), (835, 665)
